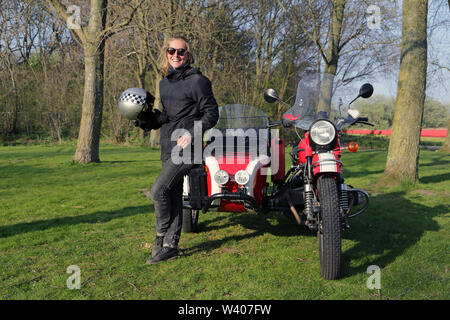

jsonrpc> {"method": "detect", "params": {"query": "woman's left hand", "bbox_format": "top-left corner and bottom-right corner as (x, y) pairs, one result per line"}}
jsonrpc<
(177, 133), (192, 149)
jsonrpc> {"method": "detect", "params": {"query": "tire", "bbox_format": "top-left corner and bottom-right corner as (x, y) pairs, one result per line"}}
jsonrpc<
(317, 174), (341, 280)
(182, 208), (199, 233)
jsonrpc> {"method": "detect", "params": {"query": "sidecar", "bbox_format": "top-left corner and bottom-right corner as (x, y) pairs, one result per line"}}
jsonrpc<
(181, 104), (285, 232)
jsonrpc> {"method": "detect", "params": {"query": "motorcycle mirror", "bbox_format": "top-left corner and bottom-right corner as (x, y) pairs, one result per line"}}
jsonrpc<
(349, 83), (374, 106)
(359, 83), (374, 99)
(264, 88), (280, 103)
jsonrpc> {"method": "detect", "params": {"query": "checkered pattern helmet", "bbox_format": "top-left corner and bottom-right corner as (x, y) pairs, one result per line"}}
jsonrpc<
(118, 87), (150, 120)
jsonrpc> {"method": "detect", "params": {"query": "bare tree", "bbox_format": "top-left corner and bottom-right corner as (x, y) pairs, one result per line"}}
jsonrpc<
(286, 0), (399, 114)
(44, 0), (141, 163)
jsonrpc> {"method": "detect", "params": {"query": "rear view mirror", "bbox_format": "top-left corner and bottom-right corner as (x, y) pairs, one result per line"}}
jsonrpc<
(349, 83), (374, 106)
(359, 83), (374, 99)
(264, 88), (280, 103)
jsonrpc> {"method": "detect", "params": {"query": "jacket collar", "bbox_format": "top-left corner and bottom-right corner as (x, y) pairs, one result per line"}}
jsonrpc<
(166, 63), (200, 81)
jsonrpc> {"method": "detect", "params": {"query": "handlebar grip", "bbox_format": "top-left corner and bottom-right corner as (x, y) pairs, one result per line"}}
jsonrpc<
(358, 121), (374, 127)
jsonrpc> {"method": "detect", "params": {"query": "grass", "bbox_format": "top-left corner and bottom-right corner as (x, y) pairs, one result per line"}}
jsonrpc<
(0, 143), (449, 300)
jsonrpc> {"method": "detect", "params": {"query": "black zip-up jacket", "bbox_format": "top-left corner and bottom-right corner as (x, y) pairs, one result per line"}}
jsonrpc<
(146, 64), (219, 161)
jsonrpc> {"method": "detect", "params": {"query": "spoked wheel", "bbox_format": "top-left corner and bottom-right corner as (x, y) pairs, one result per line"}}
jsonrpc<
(182, 208), (199, 233)
(317, 174), (341, 280)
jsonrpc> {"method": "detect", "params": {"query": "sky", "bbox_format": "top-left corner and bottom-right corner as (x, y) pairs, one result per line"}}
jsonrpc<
(375, 0), (450, 104)
(340, 0), (450, 106)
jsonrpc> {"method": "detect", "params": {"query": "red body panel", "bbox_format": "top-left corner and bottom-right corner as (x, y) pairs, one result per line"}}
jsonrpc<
(205, 153), (268, 212)
(297, 132), (313, 164)
(297, 134), (342, 175)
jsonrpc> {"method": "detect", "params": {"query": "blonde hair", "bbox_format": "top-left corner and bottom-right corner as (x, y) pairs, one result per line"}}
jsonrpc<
(158, 36), (195, 76)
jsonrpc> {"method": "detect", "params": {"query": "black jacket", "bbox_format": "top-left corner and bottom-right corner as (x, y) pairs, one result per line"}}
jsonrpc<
(145, 64), (219, 161)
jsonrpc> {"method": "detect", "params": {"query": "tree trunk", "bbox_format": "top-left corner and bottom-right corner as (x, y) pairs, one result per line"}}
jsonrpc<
(73, 0), (107, 163)
(149, 72), (162, 148)
(317, 0), (346, 115)
(380, 0), (428, 183)
(5, 53), (19, 134)
(440, 118), (450, 152)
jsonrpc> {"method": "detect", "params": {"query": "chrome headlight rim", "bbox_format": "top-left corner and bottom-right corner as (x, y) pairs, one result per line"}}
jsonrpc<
(309, 119), (336, 147)
(234, 170), (250, 185)
(214, 170), (229, 185)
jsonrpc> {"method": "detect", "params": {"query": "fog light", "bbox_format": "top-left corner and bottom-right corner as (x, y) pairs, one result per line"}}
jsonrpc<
(214, 170), (229, 185)
(235, 170), (250, 185)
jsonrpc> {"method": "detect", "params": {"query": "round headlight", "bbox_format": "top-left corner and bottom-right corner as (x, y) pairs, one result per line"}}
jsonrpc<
(310, 120), (336, 146)
(234, 170), (250, 185)
(214, 170), (229, 185)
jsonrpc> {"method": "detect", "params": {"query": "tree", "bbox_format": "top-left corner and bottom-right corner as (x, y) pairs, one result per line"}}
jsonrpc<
(380, 0), (428, 183)
(437, 0), (450, 152)
(289, 0), (399, 115)
(44, 0), (140, 163)
(316, 0), (346, 114)
(441, 118), (450, 152)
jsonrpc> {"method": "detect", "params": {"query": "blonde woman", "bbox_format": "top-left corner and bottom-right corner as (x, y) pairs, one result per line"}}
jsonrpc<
(144, 36), (219, 264)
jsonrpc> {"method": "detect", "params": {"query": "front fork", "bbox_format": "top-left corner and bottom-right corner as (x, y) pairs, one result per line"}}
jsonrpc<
(304, 156), (319, 230)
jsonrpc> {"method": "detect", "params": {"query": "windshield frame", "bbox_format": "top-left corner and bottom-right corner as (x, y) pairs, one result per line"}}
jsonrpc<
(214, 104), (270, 130)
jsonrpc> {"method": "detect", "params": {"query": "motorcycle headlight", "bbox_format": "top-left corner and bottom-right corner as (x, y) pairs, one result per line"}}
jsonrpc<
(234, 170), (250, 185)
(310, 120), (336, 146)
(214, 170), (229, 185)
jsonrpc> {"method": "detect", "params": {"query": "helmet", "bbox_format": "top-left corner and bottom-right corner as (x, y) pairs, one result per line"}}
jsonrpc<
(117, 87), (154, 120)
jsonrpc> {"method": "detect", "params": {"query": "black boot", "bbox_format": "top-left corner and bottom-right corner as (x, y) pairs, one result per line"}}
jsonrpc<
(146, 246), (179, 264)
(152, 235), (164, 258)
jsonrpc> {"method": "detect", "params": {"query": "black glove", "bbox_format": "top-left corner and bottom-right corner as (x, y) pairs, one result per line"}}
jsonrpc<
(133, 109), (167, 131)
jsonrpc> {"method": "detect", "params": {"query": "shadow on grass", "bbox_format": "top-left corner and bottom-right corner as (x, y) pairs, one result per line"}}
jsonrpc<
(342, 191), (445, 278)
(0, 205), (152, 238)
(182, 211), (311, 257)
(100, 160), (158, 164)
(183, 190), (445, 281)
(419, 172), (450, 184)
(419, 158), (450, 168)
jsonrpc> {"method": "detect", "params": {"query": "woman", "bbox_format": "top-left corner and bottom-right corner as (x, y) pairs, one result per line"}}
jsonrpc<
(145, 36), (219, 264)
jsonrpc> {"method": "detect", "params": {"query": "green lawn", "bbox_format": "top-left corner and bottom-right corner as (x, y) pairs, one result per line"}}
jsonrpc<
(0, 144), (448, 299)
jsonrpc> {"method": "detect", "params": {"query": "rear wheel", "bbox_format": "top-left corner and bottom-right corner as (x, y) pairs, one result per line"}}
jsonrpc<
(317, 175), (341, 280)
(182, 208), (199, 233)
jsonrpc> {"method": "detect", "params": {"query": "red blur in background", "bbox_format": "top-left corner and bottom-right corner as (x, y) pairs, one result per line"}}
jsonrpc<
(346, 129), (447, 138)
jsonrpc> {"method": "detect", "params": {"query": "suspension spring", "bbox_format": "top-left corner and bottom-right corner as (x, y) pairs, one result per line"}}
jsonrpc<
(340, 184), (349, 214)
(304, 183), (314, 217)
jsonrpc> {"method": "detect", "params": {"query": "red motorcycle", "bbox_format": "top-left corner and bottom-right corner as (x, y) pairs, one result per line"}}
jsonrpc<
(182, 73), (374, 279)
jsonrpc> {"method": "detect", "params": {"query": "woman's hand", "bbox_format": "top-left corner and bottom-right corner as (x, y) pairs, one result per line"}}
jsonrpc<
(177, 133), (192, 149)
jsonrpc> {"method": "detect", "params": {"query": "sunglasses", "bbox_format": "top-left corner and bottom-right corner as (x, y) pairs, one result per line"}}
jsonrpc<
(167, 47), (186, 56)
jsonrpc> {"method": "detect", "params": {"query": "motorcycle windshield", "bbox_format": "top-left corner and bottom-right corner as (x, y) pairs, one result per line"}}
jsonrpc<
(282, 73), (358, 130)
(204, 104), (270, 157)
(214, 104), (269, 129)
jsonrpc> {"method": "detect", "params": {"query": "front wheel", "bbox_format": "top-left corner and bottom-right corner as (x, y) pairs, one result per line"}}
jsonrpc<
(182, 208), (199, 233)
(317, 175), (341, 280)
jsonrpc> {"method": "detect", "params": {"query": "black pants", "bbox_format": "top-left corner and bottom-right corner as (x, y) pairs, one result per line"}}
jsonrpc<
(150, 159), (194, 248)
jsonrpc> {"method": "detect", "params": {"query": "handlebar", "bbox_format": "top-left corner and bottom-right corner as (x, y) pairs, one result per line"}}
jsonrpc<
(354, 117), (374, 127)
(268, 121), (282, 128)
(357, 121), (374, 127)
